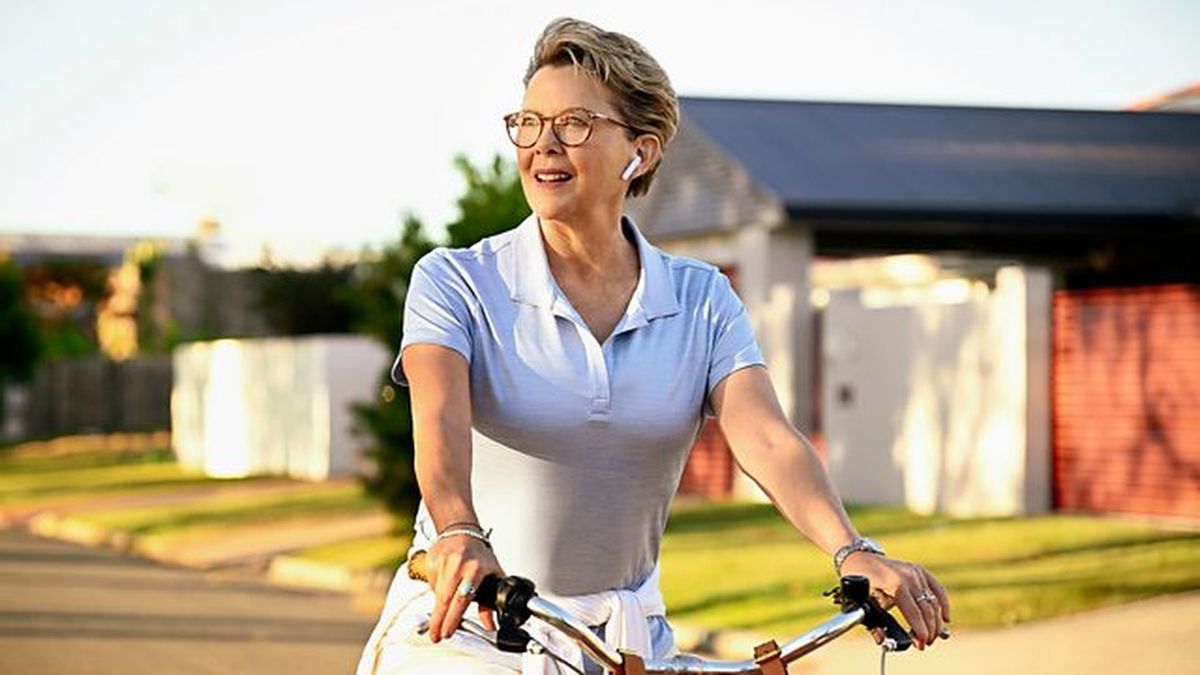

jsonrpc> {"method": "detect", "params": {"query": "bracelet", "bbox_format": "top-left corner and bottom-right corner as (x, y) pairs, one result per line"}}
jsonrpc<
(440, 521), (485, 534)
(833, 537), (886, 576)
(437, 527), (493, 549)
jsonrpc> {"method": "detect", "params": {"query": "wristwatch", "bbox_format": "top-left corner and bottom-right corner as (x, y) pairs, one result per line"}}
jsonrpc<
(833, 537), (886, 576)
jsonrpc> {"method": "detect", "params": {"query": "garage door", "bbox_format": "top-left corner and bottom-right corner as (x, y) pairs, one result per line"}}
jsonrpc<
(1053, 285), (1200, 519)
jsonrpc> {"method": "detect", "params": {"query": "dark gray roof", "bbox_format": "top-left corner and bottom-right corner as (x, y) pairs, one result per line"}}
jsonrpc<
(679, 97), (1200, 222)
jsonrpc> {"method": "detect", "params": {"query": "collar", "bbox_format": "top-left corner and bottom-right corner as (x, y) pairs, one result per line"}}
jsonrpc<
(504, 214), (680, 321)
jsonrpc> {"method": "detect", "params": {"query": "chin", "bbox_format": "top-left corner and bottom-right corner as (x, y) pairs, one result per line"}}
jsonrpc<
(528, 197), (578, 223)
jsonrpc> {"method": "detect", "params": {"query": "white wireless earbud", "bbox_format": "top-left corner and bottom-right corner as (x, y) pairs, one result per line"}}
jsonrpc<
(620, 153), (643, 180)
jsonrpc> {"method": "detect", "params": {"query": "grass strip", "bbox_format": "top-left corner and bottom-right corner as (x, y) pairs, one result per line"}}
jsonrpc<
(659, 501), (1200, 633)
(76, 481), (380, 538)
(0, 450), (229, 505)
(291, 533), (413, 572)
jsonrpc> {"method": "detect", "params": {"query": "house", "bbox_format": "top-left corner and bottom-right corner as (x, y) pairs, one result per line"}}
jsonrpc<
(633, 97), (1200, 519)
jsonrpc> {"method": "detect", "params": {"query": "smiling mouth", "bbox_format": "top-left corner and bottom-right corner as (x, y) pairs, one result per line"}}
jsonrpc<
(534, 171), (574, 184)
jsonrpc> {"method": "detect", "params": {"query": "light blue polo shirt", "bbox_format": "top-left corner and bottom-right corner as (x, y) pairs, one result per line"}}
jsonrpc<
(394, 214), (764, 596)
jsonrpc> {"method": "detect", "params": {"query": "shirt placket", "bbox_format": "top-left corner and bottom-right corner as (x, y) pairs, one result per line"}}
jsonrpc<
(550, 296), (612, 422)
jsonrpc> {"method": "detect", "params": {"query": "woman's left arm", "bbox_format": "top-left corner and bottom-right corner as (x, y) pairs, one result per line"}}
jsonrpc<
(711, 365), (951, 649)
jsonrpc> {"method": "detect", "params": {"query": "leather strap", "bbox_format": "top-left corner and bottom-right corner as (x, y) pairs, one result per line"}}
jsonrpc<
(753, 639), (788, 675)
(619, 650), (647, 675)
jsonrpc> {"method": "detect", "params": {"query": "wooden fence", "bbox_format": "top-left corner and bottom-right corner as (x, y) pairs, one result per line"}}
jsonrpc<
(4, 355), (172, 441)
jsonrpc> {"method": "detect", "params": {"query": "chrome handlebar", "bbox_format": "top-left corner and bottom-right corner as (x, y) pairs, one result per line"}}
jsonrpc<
(407, 551), (924, 674)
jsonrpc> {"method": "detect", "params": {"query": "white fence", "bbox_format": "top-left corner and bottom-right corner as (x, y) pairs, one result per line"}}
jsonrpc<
(171, 335), (390, 481)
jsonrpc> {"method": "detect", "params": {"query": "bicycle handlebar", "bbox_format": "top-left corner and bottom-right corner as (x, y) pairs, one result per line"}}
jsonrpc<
(406, 550), (917, 674)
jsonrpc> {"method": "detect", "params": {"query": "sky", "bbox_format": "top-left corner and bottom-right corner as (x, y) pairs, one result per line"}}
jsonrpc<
(1, 0), (1197, 266)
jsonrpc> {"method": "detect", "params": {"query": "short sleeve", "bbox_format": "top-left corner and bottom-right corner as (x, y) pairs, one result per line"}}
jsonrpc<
(704, 273), (766, 415)
(391, 250), (474, 386)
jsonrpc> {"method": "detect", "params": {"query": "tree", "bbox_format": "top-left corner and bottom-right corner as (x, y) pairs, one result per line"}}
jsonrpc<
(21, 257), (109, 359)
(0, 257), (43, 422)
(352, 154), (529, 525)
(255, 261), (359, 336)
(446, 154), (531, 248)
(349, 215), (434, 524)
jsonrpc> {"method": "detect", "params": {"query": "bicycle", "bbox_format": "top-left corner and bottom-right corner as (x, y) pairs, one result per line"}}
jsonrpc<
(408, 550), (945, 675)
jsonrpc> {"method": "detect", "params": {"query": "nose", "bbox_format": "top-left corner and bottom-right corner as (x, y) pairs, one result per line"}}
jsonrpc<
(531, 120), (564, 154)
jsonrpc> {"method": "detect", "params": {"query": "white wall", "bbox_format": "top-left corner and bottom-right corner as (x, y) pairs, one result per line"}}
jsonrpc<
(171, 335), (389, 481)
(822, 266), (1052, 516)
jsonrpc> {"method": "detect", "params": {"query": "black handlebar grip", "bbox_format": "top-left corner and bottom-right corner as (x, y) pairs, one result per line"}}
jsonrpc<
(474, 574), (501, 610)
(861, 600), (913, 652)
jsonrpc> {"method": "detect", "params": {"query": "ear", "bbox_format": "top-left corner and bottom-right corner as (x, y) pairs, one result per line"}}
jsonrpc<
(631, 134), (663, 176)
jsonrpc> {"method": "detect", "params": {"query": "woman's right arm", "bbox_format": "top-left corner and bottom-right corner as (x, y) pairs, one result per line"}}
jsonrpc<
(402, 343), (502, 642)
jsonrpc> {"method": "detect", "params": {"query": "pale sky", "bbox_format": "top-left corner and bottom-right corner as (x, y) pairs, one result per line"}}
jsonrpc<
(1, 0), (1197, 265)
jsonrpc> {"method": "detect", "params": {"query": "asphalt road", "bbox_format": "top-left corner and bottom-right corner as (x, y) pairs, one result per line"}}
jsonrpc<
(0, 528), (376, 675)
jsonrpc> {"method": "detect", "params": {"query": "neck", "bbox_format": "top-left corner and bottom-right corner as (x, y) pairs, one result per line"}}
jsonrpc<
(539, 210), (638, 281)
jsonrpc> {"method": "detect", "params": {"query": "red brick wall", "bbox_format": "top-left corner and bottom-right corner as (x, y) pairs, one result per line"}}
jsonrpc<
(678, 420), (735, 498)
(1053, 285), (1200, 519)
(678, 266), (740, 498)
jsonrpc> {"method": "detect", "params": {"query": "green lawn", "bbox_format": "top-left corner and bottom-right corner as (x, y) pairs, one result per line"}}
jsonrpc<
(0, 446), (383, 542)
(293, 533), (412, 572)
(659, 501), (1200, 633)
(0, 447), (225, 505)
(78, 480), (380, 537)
(289, 500), (1200, 632)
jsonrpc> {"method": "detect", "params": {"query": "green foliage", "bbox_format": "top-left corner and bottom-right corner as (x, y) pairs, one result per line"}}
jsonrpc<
(352, 154), (528, 525)
(350, 215), (435, 523)
(255, 261), (359, 335)
(0, 257), (43, 384)
(446, 154), (531, 248)
(20, 257), (108, 359)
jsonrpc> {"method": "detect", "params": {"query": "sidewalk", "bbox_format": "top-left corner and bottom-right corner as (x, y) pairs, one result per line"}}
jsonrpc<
(791, 591), (1200, 674)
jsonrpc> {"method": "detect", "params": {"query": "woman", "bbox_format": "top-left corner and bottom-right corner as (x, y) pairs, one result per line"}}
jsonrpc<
(358, 17), (950, 675)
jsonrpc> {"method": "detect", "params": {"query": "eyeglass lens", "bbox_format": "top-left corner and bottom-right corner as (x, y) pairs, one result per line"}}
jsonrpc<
(507, 112), (592, 148)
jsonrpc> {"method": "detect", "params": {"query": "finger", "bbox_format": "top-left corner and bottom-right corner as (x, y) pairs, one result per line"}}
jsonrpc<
(915, 571), (947, 645)
(869, 627), (884, 645)
(428, 555), (462, 642)
(480, 606), (497, 632)
(896, 586), (931, 650)
(922, 569), (952, 624)
(440, 582), (473, 641)
(915, 587), (941, 646)
(441, 562), (481, 640)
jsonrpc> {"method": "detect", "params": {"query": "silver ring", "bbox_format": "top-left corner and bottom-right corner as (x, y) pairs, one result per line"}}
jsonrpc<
(917, 591), (936, 604)
(457, 578), (476, 598)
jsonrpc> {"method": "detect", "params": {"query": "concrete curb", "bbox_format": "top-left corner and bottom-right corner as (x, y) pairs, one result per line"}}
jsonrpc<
(14, 506), (394, 581)
(27, 511), (133, 551)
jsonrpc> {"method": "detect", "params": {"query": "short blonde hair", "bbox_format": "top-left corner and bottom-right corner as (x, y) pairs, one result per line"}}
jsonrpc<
(524, 18), (678, 198)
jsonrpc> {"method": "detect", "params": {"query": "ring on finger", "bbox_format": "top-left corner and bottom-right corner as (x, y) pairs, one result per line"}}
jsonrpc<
(917, 590), (937, 604)
(457, 578), (476, 598)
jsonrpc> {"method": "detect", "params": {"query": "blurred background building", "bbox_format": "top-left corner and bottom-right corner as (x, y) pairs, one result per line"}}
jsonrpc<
(632, 90), (1200, 520)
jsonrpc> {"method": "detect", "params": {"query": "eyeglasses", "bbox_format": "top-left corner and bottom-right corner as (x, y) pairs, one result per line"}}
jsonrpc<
(502, 108), (639, 148)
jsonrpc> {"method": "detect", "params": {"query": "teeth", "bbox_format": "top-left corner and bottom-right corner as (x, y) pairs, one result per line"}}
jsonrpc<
(536, 173), (571, 182)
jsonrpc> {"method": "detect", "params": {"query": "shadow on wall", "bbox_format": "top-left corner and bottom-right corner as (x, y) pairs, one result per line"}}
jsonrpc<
(1055, 285), (1200, 518)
